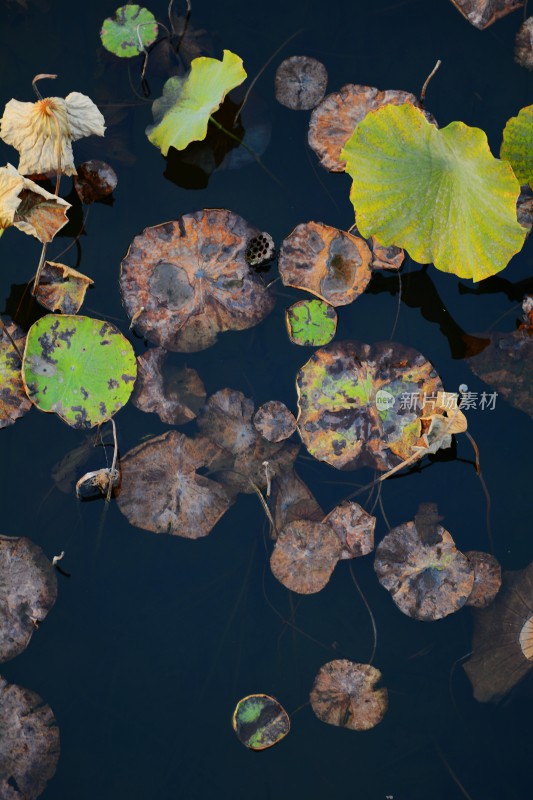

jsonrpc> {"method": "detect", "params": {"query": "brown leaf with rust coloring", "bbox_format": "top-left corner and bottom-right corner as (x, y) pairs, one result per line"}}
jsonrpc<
(0, 535), (57, 663)
(132, 347), (206, 425)
(120, 210), (275, 352)
(0, 319), (32, 429)
(34, 261), (93, 314)
(275, 56), (328, 111)
(325, 501), (375, 559)
(374, 520), (474, 621)
(73, 159), (117, 203)
(268, 468), (323, 535)
(370, 238), (405, 271)
(279, 222), (371, 307)
(0, 676), (60, 799)
(515, 17), (533, 70)
(310, 660), (388, 731)
(308, 84), (426, 172)
(253, 400), (297, 442)
(450, 0), (525, 29)
(197, 389), (299, 495)
(465, 551), (502, 608)
(116, 430), (231, 537)
(270, 519), (341, 594)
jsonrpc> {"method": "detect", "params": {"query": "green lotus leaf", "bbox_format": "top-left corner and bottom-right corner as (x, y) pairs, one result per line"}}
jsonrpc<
(342, 103), (527, 281)
(22, 315), (137, 429)
(232, 694), (290, 750)
(100, 5), (158, 58)
(286, 298), (337, 346)
(146, 50), (247, 155)
(501, 105), (533, 188)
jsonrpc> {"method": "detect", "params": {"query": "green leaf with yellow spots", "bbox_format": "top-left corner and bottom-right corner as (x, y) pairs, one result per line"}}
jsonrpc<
(501, 105), (533, 188)
(341, 103), (527, 281)
(146, 50), (247, 155)
(22, 315), (137, 429)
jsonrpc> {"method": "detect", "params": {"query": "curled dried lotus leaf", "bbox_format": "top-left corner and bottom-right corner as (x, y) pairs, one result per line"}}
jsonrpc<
(310, 660), (388, 730)
(34, 261), (93, 314)
(232, 694), (290, 750)
(450, 0), (526, 29)
(0, 163), (70, 242)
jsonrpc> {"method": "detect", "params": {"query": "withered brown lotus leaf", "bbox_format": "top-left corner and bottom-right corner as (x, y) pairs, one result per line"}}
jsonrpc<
(0, 319), (32, 429)
(0, 535), (57, 663)
(73, 159), (118, 203)
(197, 389), (299, 494)
(467, 328), (533, 418)
(279, 221), (372, 307)
(131, 347), (206, 425)
(308, 84), (425, 172)
(463, 562), (533, 701)
(34, 261), (93, 314)
(465, 551), (502, 608)
(325, 501), (375, 559)
(268, 468), (323, 535)
(370, 238), (405, 271)
(374, 521), (474, 621)
(253, 400), (297, 442)
(119, 209), (275, 352)
(515, 17), (533, 70)
(296, 340), (443, 471)
(517, 185), (533, 231)
(116, 429), (231, 537)
(450, 0), (525, 29)
(270, 519), (341, 594)
(310, 660), (388, 730)
(275, 56), (328, 111)
(0, 676), (60, 799)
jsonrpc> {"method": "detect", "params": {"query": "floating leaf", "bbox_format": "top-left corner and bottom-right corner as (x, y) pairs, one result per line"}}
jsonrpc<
(296, 340), (442, 472)
(501, 105), (533, 188)
(197, 389), (299, 495)
(0, 91), (105, 176)
(369, 238), (405, 271)
(73, 159), (118, 203)
(324, 501), (375, 560)
(34, 261), (93, 314)
(465, 551), (502, 608)
(342, 103), (527, 281)
(515, 17), (533, 70)
(146, 50), (247, 154)
(0, 319), (32, 428)
(0, 676), (60, 799)
(253, 400), (297, 442)
(0, 163), (70, 241)
(116, 430), (231, 537)
(268, 468), (323, 533)
(76, 466), (119, 500)
(0, 535), (57, 662)
(450, 0), (525, 29)
(232, 694), (290, 750)
(308, 84), (425, 172)
(100, 5), (158, 58)
(120, 210), (275, 352)
(309, 660), (388, 731)
(286, 298), (337, 346)
(467, 327), (533, 418)
(274, 56), (328, 111)
(22, 314), (137, 429)
(279, 222), (372, 306)
(463, 562), (533, 701)
(131, 347), (206, 425)
(270, 519), (341, 594)
(374, 519), (474, 621)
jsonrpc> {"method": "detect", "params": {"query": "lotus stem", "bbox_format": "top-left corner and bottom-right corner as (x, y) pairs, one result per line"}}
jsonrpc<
(420, 59), (442, 104)
(0, 318), (24, 361)
(32, 243), (48, 296)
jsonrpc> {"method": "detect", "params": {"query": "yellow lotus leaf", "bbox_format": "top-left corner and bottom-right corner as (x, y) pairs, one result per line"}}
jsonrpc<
(0, 92), (105, 176)
(0, 163), (70, 242)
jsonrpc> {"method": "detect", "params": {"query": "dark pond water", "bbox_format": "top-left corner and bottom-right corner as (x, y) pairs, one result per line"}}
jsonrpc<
(1, 1), (533, 798)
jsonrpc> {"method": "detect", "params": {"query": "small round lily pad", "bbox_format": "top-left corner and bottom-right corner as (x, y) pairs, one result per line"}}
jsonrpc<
(286, 298), (337, 346)
(275, 56), (328, 111)
(232, 694), (290, 750)
(22, 314), (137, 429)
(270, 519), (341, 594)
(100, 5), (158, 58)
(73, 160), (118, 203)
(253, 400), (297, 442)
(310, 660), (388, 730)
(325, 501), (375, 559)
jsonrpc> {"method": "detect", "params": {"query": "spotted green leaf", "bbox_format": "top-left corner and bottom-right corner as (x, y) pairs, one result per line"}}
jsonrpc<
(286, 298), (337, 346)
(22, 315), (137, 429)
(146, 50), (247, 155)
(100, 5), (158, 58)
(232, 694), (290, 750)
(342, 103), (527, 281)
(501, 105), (533, 188)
